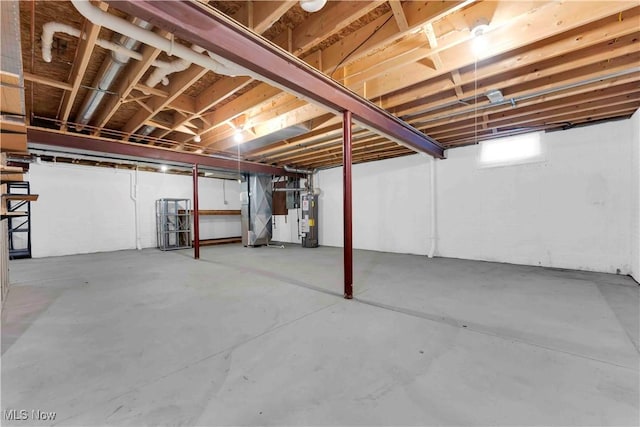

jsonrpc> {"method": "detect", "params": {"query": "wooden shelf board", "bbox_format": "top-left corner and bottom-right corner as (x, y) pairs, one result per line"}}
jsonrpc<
(1, 211), (27, 218)
(2, 194), (38, 201)
(194, 237), (242, 246)
(0, 133), (28, 153)
(0, 165), (23, 173)
(179, 209), (241, 216)
(0, 173), (24, 183)
(0, 119), (26, 134)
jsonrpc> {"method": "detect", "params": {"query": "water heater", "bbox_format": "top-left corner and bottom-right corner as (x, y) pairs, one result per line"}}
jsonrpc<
(300, 192), (318, 248)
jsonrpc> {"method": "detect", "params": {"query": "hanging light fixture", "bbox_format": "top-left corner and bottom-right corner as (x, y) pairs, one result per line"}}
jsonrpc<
(233, 130), (243, 143)
(300, 0), (327, 13)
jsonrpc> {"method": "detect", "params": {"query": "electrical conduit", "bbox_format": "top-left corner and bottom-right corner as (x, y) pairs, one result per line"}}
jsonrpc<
(129, 165), (142, 250)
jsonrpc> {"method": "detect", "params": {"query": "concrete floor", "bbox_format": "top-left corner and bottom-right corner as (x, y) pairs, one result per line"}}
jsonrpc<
(2, 244), (638, 426)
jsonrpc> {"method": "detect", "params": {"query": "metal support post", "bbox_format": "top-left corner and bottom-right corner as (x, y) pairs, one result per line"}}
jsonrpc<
(193, 163), (200, 259)
(343, 110), (353, 299)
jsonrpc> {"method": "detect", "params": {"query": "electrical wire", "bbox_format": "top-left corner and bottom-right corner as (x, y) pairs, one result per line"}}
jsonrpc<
(474, 55), (478, 143)
(330, 14), (394, 78)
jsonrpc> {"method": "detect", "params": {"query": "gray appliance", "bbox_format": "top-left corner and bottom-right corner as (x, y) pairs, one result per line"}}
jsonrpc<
(300, 192), (319, 248)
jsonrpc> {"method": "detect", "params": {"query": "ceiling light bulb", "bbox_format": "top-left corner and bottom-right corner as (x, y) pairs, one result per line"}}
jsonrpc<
(160, 164), (168, 172)
(300, 0), (327, 13)
(472, 36), (488, 57)
(193, 134), (201, 143)
(471, 18), (490, 37)
(234, 131), (243, 143)
(470, 18), (490, 57)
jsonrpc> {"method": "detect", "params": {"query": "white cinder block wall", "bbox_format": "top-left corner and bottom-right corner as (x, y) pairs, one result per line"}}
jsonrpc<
(437, 122), (633, 274)
(308, 116), (638, 276)
(315, 154), (431, 255)
(28, 163), (241, 257)
(25, 112), (639, 277)
(631, 109), (640, 282)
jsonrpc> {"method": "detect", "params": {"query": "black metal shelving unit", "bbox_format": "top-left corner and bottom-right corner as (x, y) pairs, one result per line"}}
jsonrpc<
(5, 181), (32, 259)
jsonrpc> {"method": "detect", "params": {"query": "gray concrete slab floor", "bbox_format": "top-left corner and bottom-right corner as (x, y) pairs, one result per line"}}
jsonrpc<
(1, 244), (638, 426)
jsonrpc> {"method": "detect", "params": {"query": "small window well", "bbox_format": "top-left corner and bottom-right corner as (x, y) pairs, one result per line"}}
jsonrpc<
(478, 132), (544, 168)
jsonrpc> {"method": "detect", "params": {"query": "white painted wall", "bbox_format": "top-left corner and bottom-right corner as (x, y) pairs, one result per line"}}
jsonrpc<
(630, 109), (640, 282)
(272, 209), (303, 244)
(316, 154), (432, 255)
(25, 113), (638, 274)
(312, 117), (636, 275)
(27, 163), (241, 257)
(437, 122), (633, 274)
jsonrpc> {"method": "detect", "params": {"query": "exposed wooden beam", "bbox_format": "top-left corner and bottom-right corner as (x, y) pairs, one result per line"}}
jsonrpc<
(450, 70), (464, 99)
(163, 1), (387, 145)
(195, 1), (470, 148)
(122, 66), (209, 136)
(252, 1), (296, 34)
(423, 23), (443, 69)
(201, 3), (639, 152)
(93, 37), (167, 130)
(59, 2), (108, 130)
(428, 94), (640, 140)
(23, 72), (72, 91)
(388, 1), (409, 32)
(344, 2), (638, 88)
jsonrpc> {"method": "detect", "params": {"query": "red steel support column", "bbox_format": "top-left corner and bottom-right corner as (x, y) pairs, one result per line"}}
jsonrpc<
(343, 111), (353, 299)
(193, 163), (200, 259)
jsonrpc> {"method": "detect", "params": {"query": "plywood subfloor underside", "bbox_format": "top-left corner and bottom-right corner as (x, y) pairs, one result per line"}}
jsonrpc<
(2, 245), (639, 426)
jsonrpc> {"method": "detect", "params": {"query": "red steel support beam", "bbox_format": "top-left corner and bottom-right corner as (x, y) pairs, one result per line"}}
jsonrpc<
(193, 163), (200, 260)
(343, 111), (353, 300)
(26, 128), (298, 177)
(104, 0), (445, 159)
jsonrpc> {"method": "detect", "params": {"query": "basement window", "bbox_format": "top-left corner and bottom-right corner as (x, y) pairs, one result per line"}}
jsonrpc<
(478, 132), (544, 168)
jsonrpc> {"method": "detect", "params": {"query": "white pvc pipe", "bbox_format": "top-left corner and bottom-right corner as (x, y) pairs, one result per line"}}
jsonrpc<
(428, 156), (437, 258)
(70, 0), (257, 80)
(42, 22), (174, 66)
(145, 45), (206, 88)
(129, 166), (142, 250)
(42, 21), (251, 91)
(42, 22), (147, 63)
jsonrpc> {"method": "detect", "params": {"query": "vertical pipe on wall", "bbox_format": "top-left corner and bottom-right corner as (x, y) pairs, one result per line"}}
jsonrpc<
(343, 110), (353, 299)
(193, 163), (200, 259)
(428, 156), (437, 258)
(130, 165), (142, 250)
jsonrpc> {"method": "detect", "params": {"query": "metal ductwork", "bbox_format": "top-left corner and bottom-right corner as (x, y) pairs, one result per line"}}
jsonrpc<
(241, 174), (272, 247)
(284, 164), (317, 192)
(75, 17), (152, 129)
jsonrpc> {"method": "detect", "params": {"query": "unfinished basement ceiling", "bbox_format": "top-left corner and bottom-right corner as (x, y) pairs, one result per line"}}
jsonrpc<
(19, 0), (640, 169)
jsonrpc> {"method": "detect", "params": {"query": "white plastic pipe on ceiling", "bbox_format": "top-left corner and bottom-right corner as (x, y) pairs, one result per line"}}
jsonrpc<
(76, 17), (153, 129)
(70, 0), (258, 81)
(41, 21), (248, 89)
